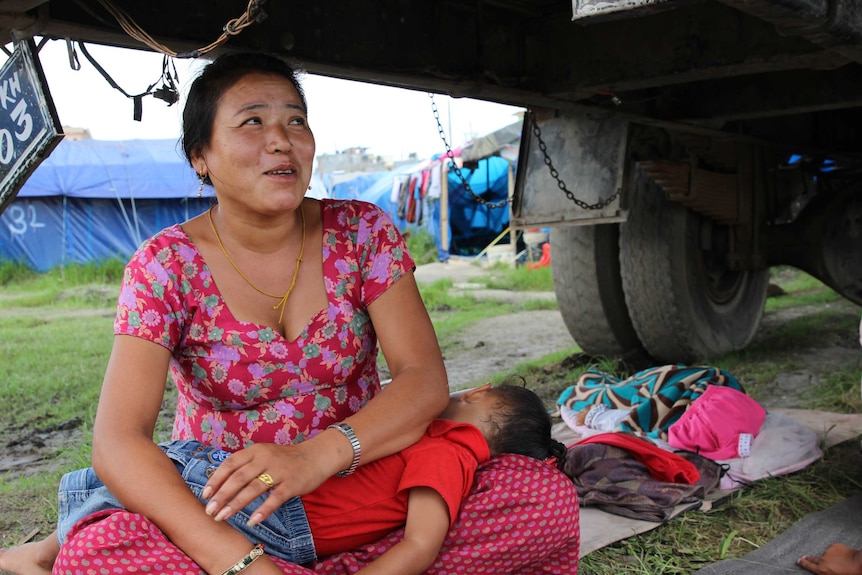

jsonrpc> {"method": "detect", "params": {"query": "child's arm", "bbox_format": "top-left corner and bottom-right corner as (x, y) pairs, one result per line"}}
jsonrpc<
(353, 487), (450, 575)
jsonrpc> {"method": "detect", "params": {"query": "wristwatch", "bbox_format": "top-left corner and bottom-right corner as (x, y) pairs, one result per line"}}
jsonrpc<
(328, 422), (361, 477)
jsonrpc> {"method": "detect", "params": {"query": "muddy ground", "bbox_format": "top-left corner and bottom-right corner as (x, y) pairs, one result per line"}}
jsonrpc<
(2, 266), (861, 547)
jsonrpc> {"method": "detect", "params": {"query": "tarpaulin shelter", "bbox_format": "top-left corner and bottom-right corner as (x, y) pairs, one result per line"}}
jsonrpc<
(325, 121), (521, 261)
(434, 154), (512, 258)
(328, 161), (427, 228)
(0, 138), (209, 271)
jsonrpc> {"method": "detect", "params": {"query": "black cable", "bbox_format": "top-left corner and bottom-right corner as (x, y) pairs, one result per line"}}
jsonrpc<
(76, 41), (177, 120)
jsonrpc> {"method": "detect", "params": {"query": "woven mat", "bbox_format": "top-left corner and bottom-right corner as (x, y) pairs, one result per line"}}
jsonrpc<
(692, 491), (862, 574)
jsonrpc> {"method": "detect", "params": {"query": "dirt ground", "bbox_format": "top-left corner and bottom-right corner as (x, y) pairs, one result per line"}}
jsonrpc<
(2, 264), (861, 548)
(416, 261), (862, 410)
(7, 268), (856, 484)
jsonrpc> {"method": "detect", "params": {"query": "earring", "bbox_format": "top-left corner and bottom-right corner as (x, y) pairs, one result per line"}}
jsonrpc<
(197, 173), (205, 198)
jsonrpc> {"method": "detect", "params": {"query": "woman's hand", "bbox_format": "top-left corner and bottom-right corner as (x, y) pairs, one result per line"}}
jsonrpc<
(202, 432), (346, 526)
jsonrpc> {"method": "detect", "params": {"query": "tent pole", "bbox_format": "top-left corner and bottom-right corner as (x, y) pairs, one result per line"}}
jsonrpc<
(440, 161), (449, 253)
(61, 195), (67, 283)
(507, 162), (517, 259)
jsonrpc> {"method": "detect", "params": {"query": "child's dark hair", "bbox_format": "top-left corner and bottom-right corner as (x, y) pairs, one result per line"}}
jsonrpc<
(484, 382), (568, 471)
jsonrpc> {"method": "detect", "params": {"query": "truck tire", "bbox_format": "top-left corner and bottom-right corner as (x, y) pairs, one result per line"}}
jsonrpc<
(550, 223), (646, 358)
(619, 167), (769, 363)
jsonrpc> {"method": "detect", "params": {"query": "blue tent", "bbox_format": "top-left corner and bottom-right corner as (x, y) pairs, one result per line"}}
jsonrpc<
(1, 135), (516, 271)
(329, 161), (426, 228)
(439, 155), (511, 257)
(0, 138), (210, 271)
(326, 155), (512, 260)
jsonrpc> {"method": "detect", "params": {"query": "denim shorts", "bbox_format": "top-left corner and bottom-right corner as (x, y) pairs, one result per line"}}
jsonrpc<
(57, 439), (316, 564)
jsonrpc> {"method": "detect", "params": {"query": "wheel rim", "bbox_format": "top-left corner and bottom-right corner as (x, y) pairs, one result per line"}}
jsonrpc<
(697, 221), (745, 306)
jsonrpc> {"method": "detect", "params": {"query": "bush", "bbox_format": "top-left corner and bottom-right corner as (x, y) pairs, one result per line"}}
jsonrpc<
(0, 259), (38, 286)
(405, 228), (439, 266)
(0, 258), (127, 290)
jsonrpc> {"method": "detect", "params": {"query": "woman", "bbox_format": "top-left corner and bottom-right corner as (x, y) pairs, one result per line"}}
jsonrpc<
(1, 51), (579, 575)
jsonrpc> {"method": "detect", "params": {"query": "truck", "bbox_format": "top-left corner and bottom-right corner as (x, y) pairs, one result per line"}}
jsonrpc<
(1, 0), (860, 364)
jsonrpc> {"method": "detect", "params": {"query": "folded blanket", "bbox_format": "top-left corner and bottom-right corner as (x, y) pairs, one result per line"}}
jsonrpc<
(563, 439), (723, 522)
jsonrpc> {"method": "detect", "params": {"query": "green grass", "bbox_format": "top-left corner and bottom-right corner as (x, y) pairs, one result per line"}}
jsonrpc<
(0, 258), (125, 292)
(579, 439), (862, 574)
(0, 312), (112, 428)
(3, 259), (861, 571)
(484, 261), (554, 291)
(417, 270), (558, 357)
(765, 268), (843, 311)
(405, 228), (440, 266)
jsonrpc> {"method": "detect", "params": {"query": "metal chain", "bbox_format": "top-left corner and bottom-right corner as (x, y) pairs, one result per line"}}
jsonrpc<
(529, 110), (621, 210)
(428, 96), (619, 211)
(429, 94), (510, 209)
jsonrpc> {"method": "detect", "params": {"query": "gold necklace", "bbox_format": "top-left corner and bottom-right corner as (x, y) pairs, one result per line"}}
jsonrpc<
(208, 204), (306, 325)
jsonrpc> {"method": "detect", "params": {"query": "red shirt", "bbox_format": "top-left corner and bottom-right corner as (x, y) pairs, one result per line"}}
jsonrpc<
(303, 419), (490, 556)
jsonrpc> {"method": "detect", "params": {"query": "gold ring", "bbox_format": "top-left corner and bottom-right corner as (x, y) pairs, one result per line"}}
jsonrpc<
(256, 473), (275, 488)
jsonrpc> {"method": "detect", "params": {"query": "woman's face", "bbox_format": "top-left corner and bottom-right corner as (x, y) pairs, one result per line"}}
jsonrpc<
(192, 71), (315, 214)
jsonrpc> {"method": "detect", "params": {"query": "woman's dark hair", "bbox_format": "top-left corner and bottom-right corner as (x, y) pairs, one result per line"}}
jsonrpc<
(485, 383), (568, 471)
(181, 51), (308, 170)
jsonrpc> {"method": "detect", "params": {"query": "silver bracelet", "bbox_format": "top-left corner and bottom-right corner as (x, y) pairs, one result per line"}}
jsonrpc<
(328, 422), (361, 477)
(221, 543), (265, 575)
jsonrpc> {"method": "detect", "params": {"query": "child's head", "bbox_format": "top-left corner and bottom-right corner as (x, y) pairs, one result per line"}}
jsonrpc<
(442, 380), (568, 471)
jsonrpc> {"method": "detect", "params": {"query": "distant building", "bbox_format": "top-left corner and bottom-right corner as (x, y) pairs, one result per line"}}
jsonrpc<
(317, 147), (419, 176)
(62, 126), (92, 140)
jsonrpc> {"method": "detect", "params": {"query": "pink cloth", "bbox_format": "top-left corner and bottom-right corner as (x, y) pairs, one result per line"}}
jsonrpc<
(53, 455), (580, 575)
(667, 385), (766, 460)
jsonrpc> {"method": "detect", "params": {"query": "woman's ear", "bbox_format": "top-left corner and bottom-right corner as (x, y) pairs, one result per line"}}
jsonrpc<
(190, 148), (207, 176)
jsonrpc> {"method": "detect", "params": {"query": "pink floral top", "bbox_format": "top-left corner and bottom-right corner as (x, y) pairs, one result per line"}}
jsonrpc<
(114, 199), (414, 452)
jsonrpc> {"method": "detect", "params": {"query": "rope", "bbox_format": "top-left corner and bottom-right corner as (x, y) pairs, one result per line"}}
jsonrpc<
(95, 0), (267, 58)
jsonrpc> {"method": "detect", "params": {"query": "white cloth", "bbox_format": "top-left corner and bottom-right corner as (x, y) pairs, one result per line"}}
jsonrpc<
(560, 404), (632, 433)
(427, 163), (442, 199)
(717, 411), (822, 489)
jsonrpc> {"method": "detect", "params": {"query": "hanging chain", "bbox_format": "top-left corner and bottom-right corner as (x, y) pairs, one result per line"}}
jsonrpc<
(428, 95), (619, 211)
(429, 94), (510, 209)
(528, 110), (621, 210)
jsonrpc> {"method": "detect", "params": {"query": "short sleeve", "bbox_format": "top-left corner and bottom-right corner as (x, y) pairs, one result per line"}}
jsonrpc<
(353, 201), (416, 306)
(113, 229), (193, 351)
(396, 422), (487, 528)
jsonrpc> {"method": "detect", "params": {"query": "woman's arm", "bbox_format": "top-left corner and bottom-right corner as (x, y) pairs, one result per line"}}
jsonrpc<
(340, 271), (450, 462)
(91, 335), (283, 575)
(204, 271), (450, 526)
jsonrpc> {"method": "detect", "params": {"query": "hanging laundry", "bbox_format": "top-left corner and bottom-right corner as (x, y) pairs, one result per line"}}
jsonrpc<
(427, 161), (442, 199)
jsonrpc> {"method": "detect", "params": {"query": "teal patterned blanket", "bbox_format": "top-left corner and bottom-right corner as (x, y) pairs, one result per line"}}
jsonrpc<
(557, 365), (744, 440)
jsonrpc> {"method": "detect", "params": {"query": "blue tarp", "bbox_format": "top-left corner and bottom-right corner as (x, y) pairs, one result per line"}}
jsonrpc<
(1, 136), (516, 271)
(328, 156), (512, 260)
(0, 138), (209, 271)
(442, 155), (511, 257)
(330, 161), (426, 227)
(18, 138), (200, 199)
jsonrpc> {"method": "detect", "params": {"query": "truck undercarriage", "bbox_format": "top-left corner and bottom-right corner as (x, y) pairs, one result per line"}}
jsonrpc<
(1, 0), (860, 362)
